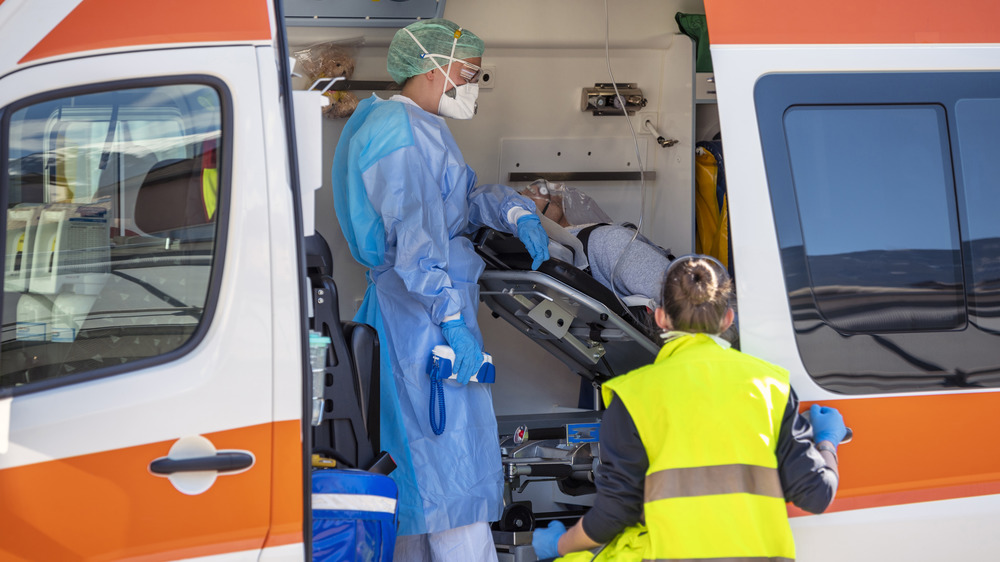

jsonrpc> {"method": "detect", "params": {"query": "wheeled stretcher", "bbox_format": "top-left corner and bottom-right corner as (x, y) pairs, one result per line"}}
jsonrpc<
(473, 226), (663, 556)
(474, 227), (661, 384)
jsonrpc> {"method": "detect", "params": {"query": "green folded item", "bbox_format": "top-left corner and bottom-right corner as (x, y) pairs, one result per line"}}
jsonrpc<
(675, 12), (713, 73)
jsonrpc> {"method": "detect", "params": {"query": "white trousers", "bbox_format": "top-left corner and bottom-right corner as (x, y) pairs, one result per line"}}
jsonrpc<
(393, 521), (499, 562)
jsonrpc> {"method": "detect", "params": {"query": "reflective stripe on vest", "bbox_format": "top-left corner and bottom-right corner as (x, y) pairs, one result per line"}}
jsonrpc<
(600, 333), (796, 562)
(645, 464), (784, 503)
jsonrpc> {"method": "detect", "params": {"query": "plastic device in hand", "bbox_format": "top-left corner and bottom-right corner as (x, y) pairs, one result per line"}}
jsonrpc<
(427, 345), (495, 383)
(801, 407), (853, 444)
(426, 345), (496, 435)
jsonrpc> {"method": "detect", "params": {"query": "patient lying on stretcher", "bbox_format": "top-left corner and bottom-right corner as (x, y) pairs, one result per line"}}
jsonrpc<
(519, 180), (674, 308)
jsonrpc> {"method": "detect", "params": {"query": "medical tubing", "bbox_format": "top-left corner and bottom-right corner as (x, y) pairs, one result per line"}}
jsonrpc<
(429, 371), (446, 435)
(604, 0), (648, 321)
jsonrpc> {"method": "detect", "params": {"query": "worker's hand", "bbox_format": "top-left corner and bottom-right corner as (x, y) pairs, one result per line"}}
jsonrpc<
(531, 520), (566, 560)
(516, 214), (550, 270)
(440, 317), (483, 385)
(810, 404), (847, 449)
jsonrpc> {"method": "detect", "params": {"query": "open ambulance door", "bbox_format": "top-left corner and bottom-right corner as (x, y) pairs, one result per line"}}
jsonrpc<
(706, 0), (1000, 559)
(0, 2), (302, 558)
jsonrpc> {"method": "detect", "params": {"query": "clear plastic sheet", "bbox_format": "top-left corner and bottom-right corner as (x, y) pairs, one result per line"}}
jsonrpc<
(294, 39), (363, 119)
(524, 178), (614, 226)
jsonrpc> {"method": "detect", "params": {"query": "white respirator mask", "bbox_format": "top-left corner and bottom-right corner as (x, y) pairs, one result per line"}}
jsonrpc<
(404, 27), (481, 120)
(437, 80), (478, 120)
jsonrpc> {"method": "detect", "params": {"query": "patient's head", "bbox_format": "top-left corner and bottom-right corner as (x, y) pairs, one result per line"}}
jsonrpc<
(656, 255), (733, 335)
(520, 180), (569, 227)
(521, 179), (615, 227)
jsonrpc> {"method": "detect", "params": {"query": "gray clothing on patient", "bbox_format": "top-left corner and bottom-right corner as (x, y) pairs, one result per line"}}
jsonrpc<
(568, 224), (672, 304)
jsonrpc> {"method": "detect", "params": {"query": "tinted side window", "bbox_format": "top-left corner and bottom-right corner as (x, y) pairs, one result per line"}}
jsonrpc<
(756, 72), (1000, 394)
(3, 84), (224, 390)
(955, 98), (1000, 333)
(783, 104), (964, 333)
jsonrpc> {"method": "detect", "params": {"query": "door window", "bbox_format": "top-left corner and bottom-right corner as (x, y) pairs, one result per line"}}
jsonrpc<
(782, 104), (964, 333)
(756, 72), (1000, 393)
(3, 83), (225, 390)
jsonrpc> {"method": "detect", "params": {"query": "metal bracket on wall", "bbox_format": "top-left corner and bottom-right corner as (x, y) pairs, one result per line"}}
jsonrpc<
(581, 83), (647, 116)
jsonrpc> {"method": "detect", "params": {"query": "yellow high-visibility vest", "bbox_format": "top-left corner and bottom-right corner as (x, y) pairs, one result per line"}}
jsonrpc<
(592, 333), (795, 562)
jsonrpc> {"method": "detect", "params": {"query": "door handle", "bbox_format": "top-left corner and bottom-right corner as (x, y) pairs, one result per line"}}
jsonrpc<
(151, 436), (256, 495)
(150, 451), (254, 474)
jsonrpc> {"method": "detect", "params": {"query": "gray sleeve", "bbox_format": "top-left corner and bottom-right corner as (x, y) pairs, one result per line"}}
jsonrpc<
(585, 226), (671, 302)
(777, 387), (839, 514)
(581, 396), (647, 544)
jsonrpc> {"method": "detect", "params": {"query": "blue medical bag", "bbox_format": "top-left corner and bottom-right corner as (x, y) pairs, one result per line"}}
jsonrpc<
(312, 468), (398, 562)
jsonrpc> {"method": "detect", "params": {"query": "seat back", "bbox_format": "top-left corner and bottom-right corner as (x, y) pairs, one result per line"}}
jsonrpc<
(133, 157), (210, 236)
(306, 233), (381, 469)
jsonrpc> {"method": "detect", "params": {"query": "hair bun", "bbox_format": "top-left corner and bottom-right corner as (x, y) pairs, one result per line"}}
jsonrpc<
(661, 256), (732, 333)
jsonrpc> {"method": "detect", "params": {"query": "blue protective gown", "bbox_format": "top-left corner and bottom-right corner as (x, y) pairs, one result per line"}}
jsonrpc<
(331, 94), (536, 536)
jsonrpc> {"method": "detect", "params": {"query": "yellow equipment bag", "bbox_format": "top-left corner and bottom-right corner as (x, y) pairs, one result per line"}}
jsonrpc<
(695, 144), (730, 271)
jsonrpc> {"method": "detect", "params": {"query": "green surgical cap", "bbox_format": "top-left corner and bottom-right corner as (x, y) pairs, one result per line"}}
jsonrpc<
(387, 18), (485, 85)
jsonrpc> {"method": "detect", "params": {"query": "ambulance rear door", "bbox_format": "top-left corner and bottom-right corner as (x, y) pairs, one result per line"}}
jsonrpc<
(706, 0), (1000, 559)
(0, 1), (302, 559)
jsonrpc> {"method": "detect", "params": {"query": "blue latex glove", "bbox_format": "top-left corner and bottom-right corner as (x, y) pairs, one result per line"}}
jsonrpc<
(810, 404), (847, 449)
(532, 520), (566, 560)
(440, 317), (482, 385)
(516, 214), (550, 270)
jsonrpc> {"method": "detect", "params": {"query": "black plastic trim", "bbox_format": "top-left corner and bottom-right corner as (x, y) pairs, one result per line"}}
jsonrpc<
(0, 104), (7, 349)
(271, 1), (314, 557)
(508, 171), (656, 183)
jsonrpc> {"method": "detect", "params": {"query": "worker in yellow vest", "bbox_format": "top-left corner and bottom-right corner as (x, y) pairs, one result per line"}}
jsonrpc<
(532, 254), (846, 562)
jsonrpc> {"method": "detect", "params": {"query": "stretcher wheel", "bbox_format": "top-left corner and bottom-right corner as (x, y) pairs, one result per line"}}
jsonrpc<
(498, 502), (534, 532)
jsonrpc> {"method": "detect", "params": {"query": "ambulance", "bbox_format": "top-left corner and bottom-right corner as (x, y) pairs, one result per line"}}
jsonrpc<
(1, 0), (999, 560)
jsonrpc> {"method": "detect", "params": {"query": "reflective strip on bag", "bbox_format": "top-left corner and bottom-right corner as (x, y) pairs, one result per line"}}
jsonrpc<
(312, 493), (397, 514)
(642, 556), (795, 562)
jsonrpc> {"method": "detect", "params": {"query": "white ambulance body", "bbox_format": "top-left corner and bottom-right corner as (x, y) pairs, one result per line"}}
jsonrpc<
(1, 0), (999, 559)
(0, 1), (305, 558)
(705, 1), (1000, 560)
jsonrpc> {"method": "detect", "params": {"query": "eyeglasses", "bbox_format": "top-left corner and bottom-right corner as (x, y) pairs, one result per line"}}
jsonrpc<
(455, 60), (482, 83)
(524, 191), (552, 214)
(424, 54), (482, 84)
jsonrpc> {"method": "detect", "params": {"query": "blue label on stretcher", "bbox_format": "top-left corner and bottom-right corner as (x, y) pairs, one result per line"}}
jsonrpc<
(566, 422), (600, 444)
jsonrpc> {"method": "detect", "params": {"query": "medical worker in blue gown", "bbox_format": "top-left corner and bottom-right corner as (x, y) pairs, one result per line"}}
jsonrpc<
(330, 18), (550, 562)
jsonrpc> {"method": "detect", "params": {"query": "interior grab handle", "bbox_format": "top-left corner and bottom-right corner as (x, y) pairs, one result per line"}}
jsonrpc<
(149, 451), (254, 475)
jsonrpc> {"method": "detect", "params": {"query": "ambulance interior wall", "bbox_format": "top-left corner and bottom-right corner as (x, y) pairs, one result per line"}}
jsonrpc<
(289, 0), (703, 416)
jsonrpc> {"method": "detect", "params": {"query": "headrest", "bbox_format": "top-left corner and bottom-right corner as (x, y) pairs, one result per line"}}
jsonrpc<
(133, 157), (208, 235)
(305, 232), (334, 278)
